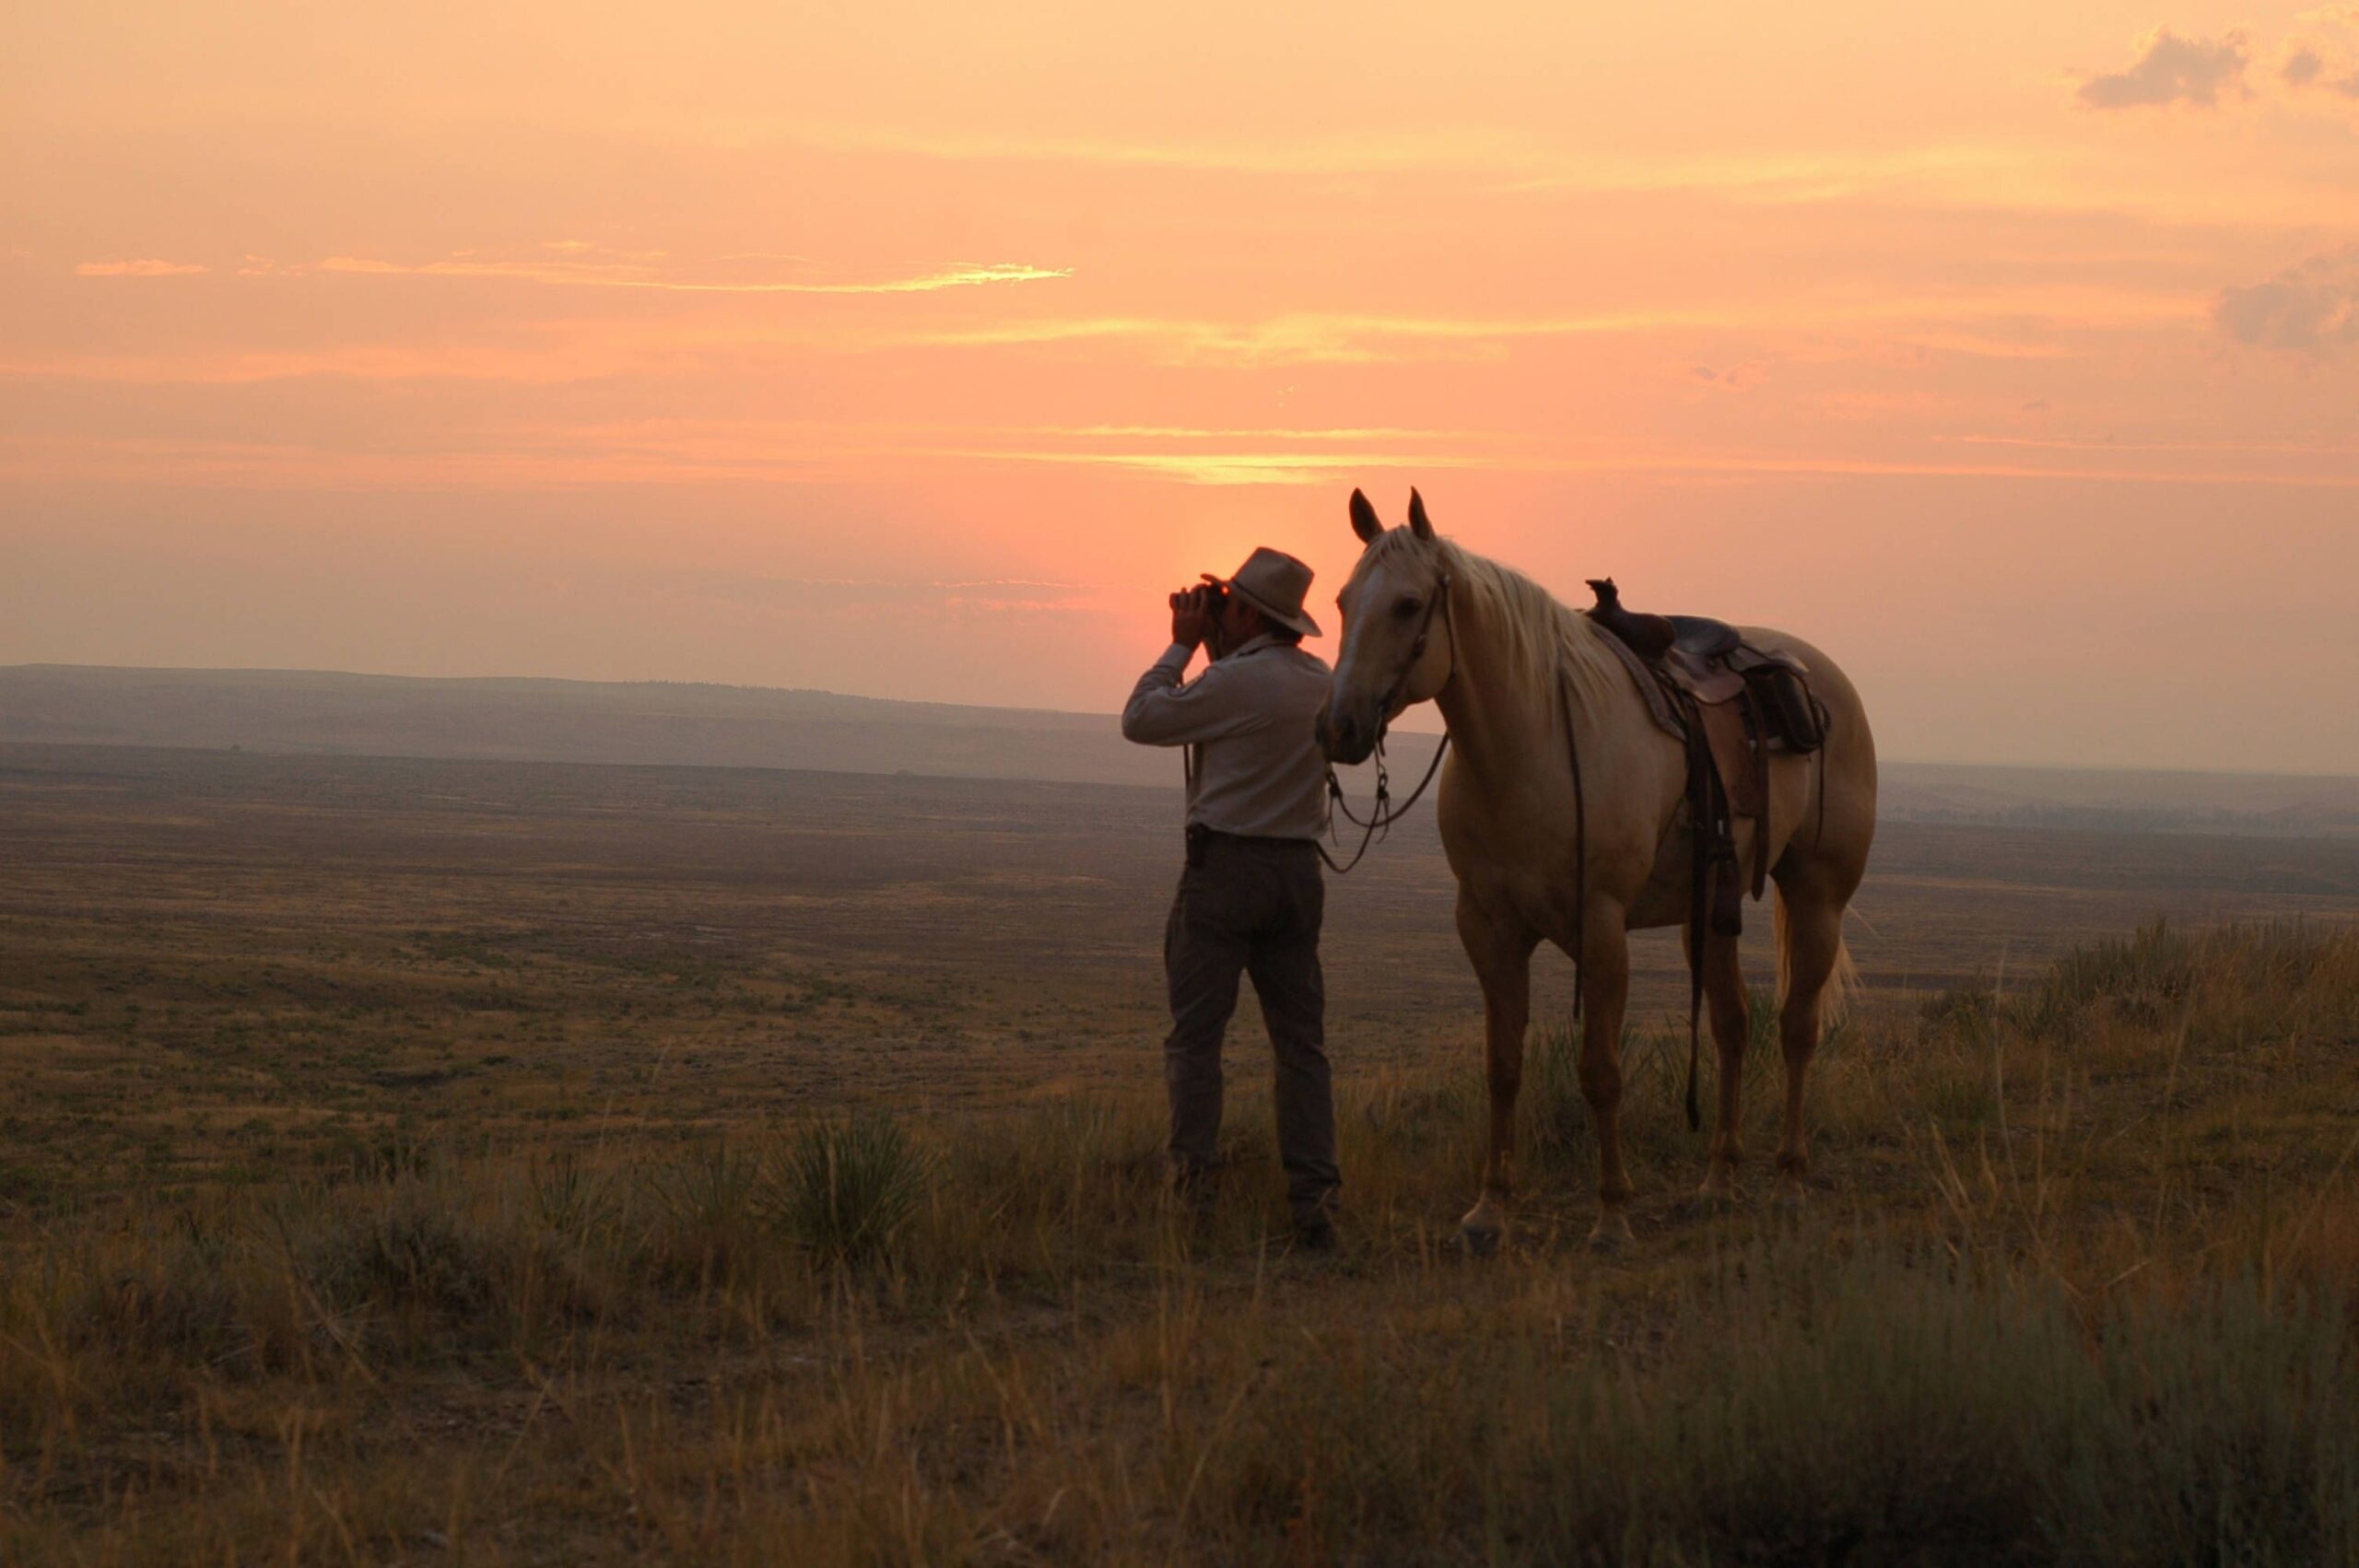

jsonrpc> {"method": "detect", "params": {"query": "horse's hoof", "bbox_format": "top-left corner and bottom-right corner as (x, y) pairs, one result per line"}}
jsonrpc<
(1586, 1213), (1634, 1254)
(1772, 1179), (1809, 1214)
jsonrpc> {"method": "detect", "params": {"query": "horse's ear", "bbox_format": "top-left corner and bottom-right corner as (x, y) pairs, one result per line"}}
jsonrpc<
(1348, 488), (1383, 544)
(1407, 487), (1435, 542)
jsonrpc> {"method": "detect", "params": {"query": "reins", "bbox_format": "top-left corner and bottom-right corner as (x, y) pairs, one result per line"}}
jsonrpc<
(1319, 574), (1455, 875)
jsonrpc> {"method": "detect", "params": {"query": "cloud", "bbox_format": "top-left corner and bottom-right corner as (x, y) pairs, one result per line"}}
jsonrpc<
(312, 251), (1067, 295)
(2077, 29), (2249, 108)
(1046, 424), (1465, 442)
(992, 450), (1439, 486)
(645, 570), (1115, 626)
(1687, 363), (1769, 391)
(909, 287), (2197, 368)
(2281, 39), (2359, 92)
(2214, 246), (2359, 353)
(664, 571), (1103, 613)
(75, 259), (208, 277)
(794, 123), (1534, 179)
(910, 310), (1759, 366)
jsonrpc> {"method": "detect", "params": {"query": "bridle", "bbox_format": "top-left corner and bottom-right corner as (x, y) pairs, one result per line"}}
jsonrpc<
(1320, 568), (1456, 874)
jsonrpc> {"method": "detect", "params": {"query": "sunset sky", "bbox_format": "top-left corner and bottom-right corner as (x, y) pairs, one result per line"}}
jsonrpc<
(5, 2), (2356, 771)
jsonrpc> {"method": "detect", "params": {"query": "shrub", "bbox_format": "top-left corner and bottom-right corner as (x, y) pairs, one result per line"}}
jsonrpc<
(1919, 983), (2000, 1033)
(766, 1113), (928, 1268)
(643, 1141), (766, 1284)
(2019, 919), (2200, 1036)
(288, 1184), (492, 1318)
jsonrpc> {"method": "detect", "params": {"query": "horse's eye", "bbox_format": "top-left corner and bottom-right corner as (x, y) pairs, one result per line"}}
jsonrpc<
(1393, 596), (1422, 619)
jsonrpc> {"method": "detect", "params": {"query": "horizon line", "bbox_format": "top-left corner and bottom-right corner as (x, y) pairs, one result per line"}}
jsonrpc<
(3, 661), (2353, 784)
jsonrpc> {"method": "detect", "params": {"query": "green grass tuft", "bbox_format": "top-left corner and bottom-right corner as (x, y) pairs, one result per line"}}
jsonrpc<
(766, 1111), (930, 1268)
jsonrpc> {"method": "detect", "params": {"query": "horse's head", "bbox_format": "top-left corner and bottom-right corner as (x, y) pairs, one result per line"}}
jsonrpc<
(1316, 487), (1455, 766)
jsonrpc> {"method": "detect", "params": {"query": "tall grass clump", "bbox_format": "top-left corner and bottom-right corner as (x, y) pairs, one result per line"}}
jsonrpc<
(1520, 1002), (1798, 1179)
(916, 1095), (1174, 1281)
(1177, 1244), (2359, 1566)
(2018, 919), (2359, 1045)
(2020, 919), (2203, 1036)
(766, 1111), (929, 1268)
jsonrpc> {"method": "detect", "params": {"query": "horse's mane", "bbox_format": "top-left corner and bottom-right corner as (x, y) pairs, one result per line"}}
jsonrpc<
(1364, 530), (1624, 711)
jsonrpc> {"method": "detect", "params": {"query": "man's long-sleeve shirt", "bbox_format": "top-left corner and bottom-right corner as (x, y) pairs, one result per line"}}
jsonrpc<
(1121, 633), (1332, 841)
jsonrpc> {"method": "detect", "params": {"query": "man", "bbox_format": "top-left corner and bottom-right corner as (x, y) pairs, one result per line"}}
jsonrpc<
(1121, 546), (1339, 1249)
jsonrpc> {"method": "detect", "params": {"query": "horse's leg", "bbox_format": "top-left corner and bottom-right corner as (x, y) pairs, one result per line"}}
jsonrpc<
(1456, 892), (1534, 1257)
(1686, 922), (1751, 1201)
(1771, 881), (1847, 1203)
(1579, 905), (1636, 1250)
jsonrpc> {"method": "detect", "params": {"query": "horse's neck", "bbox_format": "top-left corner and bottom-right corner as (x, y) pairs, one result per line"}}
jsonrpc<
(1433, 582), (1563, 777)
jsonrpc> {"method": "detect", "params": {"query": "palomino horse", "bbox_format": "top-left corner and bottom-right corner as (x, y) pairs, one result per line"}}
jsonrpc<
(1316, 490), (1876, 1252)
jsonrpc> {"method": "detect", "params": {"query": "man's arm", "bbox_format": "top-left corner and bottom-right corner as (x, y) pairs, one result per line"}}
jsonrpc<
(1121, 648), (1268, 746)
(1121, 585), (1267, 746)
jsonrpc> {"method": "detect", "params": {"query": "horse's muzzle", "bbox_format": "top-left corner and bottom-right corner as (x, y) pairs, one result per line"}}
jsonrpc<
(1317, 701), (1378, 766)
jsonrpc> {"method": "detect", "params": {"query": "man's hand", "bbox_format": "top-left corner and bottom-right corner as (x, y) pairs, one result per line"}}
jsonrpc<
(1168, 585), (1211, 650)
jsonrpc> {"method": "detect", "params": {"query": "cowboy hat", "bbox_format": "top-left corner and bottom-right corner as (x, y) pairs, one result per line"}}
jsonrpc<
(1201, 546), (1321, 638)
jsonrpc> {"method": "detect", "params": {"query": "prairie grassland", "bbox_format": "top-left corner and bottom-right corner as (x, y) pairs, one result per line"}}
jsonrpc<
(4, 746), (2359, 1562)
(1, 921), (2355, 1563)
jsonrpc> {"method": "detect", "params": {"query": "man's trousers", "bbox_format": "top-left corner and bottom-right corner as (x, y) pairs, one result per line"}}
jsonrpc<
(1162, 831), (1338, 1224)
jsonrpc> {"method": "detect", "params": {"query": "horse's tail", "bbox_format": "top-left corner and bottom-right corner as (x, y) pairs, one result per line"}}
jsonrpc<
(1773, 884), (1857, 1024)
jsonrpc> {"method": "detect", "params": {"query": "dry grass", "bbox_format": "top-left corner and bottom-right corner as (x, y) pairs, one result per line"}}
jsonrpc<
(4, 918), (2357, 1563)
(4, 748), (2357, 1562)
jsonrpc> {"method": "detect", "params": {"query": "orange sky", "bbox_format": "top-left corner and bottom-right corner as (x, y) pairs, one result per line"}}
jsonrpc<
(4, 2), (2356, 770)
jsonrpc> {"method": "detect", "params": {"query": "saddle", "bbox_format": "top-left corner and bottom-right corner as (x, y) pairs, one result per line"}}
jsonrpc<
(1584, 578), (1826, 940)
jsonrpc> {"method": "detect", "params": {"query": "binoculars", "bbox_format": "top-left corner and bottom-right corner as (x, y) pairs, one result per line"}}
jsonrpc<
(1172, 581), (1230, 614)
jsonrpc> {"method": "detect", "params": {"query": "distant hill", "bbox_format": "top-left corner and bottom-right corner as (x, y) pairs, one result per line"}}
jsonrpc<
(0, 664), (1192, 789)
(3, 664), (2352, 837)
(1876, 763), (2359, 837)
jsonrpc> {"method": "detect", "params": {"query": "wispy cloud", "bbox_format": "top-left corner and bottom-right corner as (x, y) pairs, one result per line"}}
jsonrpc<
(911, 289), (2201, 366)
(1942, 433), (2359, 455)
(2215, 245), (2359, 354)
(313, 251), (1068, 294)
(792, 123), (1536, 179)
(969, 444), (2359, 489)
(653, 570), (1105, 611)
(1, 282), (2201, 392)
(1500, 142), (2056, 204)
(985, 451), (1439, 486)
(75, 259), (208, 277)
(0, 342), (640, 386)
(913, 311), (1688, 365)
(13, 422), (2359, 497)
(1045, 425), (1473, 442)
(2078, 29), (2250, 109)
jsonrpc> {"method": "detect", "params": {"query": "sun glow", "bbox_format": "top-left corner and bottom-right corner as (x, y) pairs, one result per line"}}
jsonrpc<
(4, 0), (2356, 766)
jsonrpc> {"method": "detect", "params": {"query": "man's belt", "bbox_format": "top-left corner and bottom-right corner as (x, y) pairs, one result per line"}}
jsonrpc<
(1186, 824), (1319, 866)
